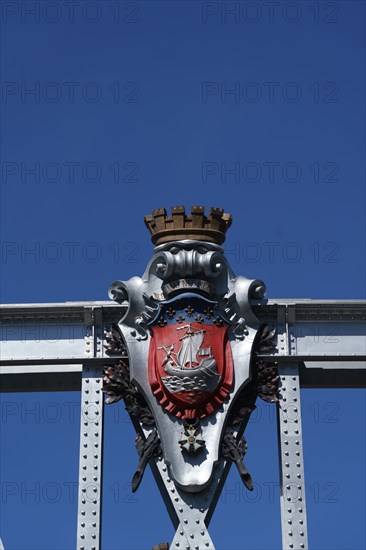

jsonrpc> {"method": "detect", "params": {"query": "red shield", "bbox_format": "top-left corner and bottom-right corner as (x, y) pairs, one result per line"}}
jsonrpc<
(148, 323), (233, 420)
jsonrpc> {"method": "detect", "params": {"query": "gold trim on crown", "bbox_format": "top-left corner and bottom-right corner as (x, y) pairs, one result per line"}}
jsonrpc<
(144, 206), (233, 245)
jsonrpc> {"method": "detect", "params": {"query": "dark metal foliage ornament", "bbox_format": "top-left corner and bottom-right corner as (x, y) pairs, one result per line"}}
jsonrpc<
(222, 433), (253, 490)
(103, 359), (155, 426)
(103, 206), (279, 550)
(132, 430), (162, 492)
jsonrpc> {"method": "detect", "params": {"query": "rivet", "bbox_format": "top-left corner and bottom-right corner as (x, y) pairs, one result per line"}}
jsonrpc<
(190, 534), (194, 539)
(189, 504), (193, 509)
(175, 497), (179, 502)
(81, 523), (85, 527)
(180, 531), (184, 535)
(288, 520), (292, 524)
(179, 508), (183, 513)
(200, 530), (205, 535)
(285, 463), (289, 467)
(175, 543), (179, 547)
(286, 474), (290, 479)
(299, 520), (303, 525)
(287, 508), (292, 513)
(184, 519), (188, 524)
(288, 531), (292, 536)
(300, 531), (304, 536)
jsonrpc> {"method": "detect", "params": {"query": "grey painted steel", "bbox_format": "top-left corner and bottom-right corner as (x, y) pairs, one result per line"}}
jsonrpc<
(153, 456), (216, 549)
(76, 310), (104, 550)
(0, 298), (365, 548)
(277, 363), (308, 550)
(1, 300), (365, 383)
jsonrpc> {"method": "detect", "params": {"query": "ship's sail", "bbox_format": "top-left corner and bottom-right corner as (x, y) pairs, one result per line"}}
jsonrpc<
(177, 330), (204, 367)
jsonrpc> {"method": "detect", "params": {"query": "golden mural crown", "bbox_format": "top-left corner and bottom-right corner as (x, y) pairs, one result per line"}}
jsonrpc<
(144, 206), (233, 245)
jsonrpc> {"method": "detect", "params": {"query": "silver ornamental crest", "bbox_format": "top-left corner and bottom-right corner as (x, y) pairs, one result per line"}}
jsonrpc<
(103, 206), (278, 549)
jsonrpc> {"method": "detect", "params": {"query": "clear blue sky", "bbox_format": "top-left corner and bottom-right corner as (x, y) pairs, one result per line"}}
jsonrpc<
(0, 1), (365, 549)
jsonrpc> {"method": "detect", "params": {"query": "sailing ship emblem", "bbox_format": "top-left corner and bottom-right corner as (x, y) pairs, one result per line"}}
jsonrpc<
(159, 324), (221, 395)
(148, 299), (234, 419)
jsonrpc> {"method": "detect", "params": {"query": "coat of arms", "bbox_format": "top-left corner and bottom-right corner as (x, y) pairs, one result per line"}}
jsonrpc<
(103, 206), (278, 548)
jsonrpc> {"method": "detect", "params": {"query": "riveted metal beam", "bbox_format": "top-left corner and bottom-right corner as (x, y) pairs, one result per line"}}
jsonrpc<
(277, 363), (308, 550)
(76, 310), (104, 550)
